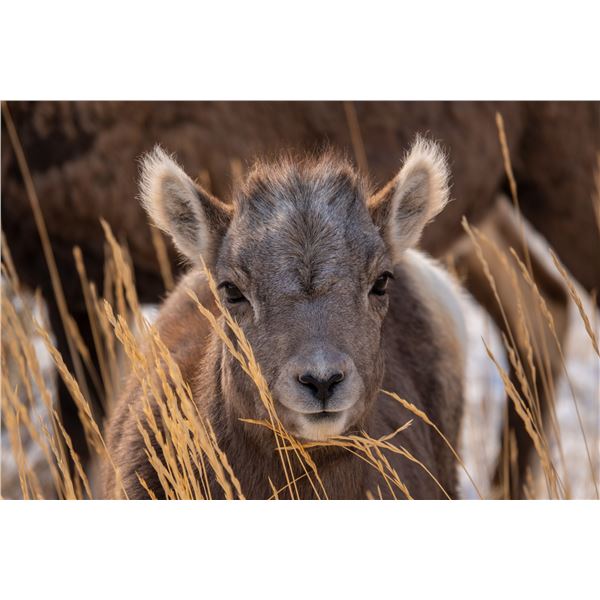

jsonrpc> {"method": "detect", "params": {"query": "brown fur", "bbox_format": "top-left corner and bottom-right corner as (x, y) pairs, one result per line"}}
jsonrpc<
(104, 261), (464, 500)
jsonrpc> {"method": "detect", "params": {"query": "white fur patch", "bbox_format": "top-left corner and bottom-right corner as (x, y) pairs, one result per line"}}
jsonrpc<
(139, 145), (209, 260)
(404, 248), (468, 354)
(296, 412), (350, 442)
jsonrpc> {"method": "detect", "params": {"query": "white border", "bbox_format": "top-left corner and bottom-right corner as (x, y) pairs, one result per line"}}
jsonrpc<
(1, 1), (599, 99)
(0, 501), (598, 599)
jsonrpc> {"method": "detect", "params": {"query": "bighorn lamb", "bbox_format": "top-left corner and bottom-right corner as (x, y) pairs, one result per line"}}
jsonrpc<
(104, 139), (466, 499)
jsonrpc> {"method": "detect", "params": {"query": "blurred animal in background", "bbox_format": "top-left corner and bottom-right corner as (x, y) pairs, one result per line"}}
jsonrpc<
(2, 101), (599, 497)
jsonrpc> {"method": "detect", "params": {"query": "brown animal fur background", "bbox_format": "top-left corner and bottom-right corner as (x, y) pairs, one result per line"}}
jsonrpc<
(3, 102), (599, 303)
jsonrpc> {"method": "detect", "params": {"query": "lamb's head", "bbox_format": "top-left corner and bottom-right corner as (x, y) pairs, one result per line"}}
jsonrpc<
(140, 138), (450, 441)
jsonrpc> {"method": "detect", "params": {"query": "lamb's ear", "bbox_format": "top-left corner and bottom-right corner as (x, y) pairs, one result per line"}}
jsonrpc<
(368, 137), (450, 262)
(139, 146), (232, 265)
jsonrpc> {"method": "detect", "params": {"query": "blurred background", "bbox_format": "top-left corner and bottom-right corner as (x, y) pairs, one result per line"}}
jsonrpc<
(1, 101), (599, 499)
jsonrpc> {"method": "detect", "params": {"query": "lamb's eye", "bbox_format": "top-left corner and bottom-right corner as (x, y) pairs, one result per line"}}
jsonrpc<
(218, 282), (246, 304)
(370, 272), (393, 296)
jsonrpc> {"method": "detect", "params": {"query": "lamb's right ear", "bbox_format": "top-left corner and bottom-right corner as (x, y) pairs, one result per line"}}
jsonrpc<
(139, 146), (232, 265)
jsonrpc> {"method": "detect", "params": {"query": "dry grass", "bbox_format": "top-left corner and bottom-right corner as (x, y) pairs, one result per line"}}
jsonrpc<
(3, 211), (598, 499)
(0, 227), (440, 499)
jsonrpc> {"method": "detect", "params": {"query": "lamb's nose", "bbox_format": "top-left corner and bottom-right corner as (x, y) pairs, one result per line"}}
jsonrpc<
(298, 372), (344, 402)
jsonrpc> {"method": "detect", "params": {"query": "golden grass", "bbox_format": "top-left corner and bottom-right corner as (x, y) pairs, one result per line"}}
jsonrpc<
(343, 101), (369, 175)
(1, 219), (469, 499)
(3, 210), (598, 499)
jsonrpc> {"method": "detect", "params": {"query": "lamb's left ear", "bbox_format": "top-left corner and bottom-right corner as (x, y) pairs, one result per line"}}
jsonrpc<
(139, 146), (232, 266)
(368, 137), (450, 262)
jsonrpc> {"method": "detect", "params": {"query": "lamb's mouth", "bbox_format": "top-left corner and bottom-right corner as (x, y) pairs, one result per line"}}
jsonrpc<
(287, 407), (352, 442)
(277, 397), (357, 416)
(274, 398), (358, 441)
(304, 411), (344, 422)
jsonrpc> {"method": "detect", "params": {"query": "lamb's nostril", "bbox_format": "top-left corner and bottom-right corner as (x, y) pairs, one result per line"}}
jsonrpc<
(298, 372), (345, 403)
(328, 372), (344, 386)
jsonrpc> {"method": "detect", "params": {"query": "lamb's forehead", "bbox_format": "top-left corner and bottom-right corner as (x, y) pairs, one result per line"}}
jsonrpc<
(234, 153), (367, 217)
(219, 157), (385, 284)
